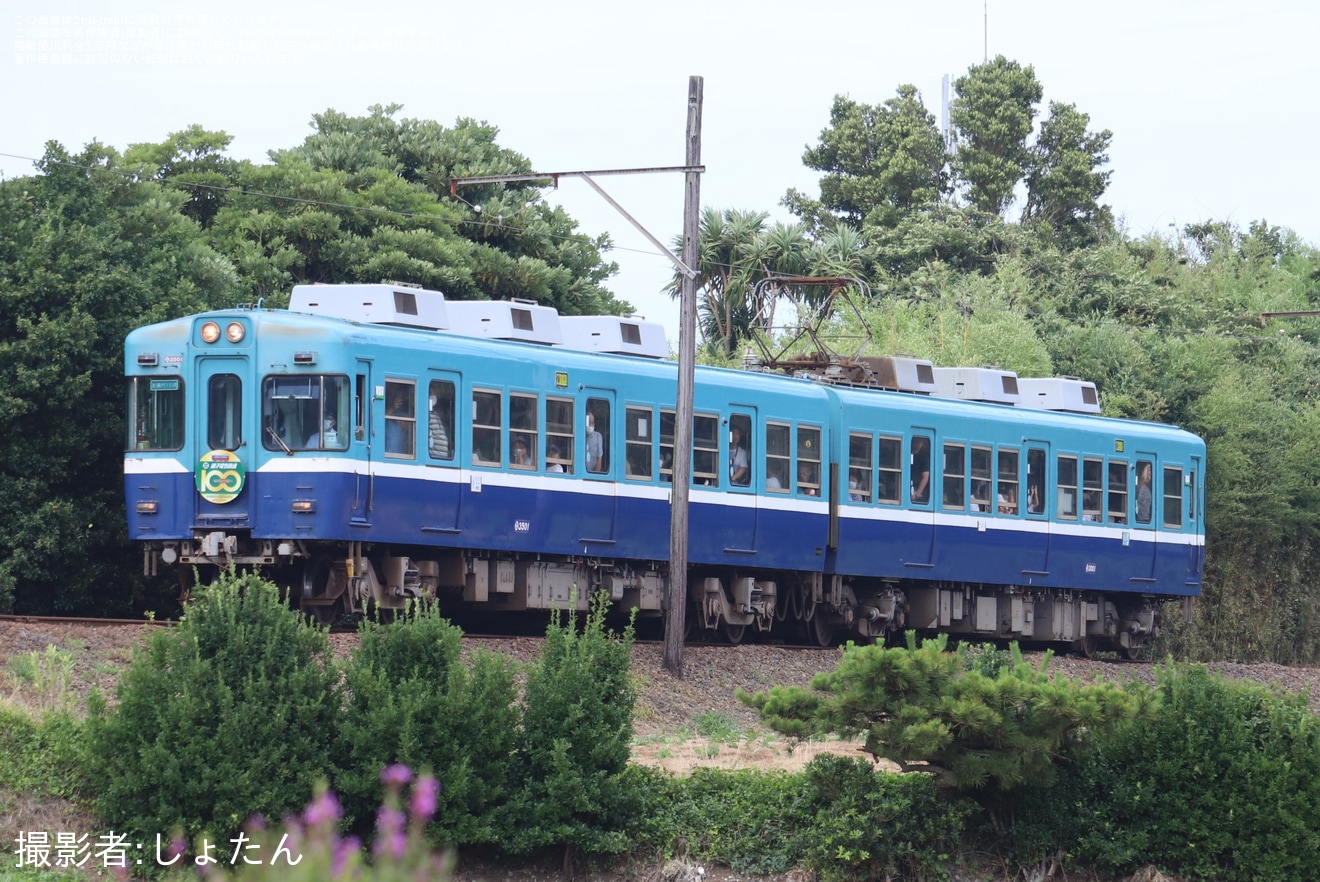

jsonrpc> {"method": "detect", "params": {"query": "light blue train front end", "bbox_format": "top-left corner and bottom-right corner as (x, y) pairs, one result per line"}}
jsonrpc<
(125, 283), (1204, 653)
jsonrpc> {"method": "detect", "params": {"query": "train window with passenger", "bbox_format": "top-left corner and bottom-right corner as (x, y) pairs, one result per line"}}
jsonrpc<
(427, 381), (455, 461)
(510, 394), (538, 470)
(207, 374), (243, 452)
(797, 426), (821, 497)
(765, 422), (790, 492)
(878, 436), (902, 504)
(971, 446), (992, 512)
(942, 443), (965, 510)
(1163, 466), (1183, 528)
(262, 375), (348, 452)
(546, 397), (574, 474)
(910, 435), (932, 505)
(1082, 457), (1103, 522)
(1107, 461), (1128, 523)
(1057, 455), (1078, 519)
(471, 389), (502, 466)
(996, 448), (1019, 515)
(625, 407), (653, 480)
(1135, 459), (1154, 524)
(728, 414), (752, 487)
(384, 381), (416, 458)
(128, 376), (184, 451)
(586, 398), (610, 474)
(848, 433), (872, 503)
(659, 409), (675, 482)
(1026, 448), (1046, 515)
(693, 414), (720, 487)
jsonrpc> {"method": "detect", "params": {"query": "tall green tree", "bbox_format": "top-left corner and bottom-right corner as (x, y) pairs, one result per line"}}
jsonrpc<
(949, 56), (1043, 216)
(1022, 102), (1114, 246)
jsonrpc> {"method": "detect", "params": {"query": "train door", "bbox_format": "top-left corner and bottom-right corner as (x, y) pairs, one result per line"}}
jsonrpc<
(579, 390), (618, 548)
(1186, 456), (1204, 585)
(193, 356), (251, 528)
(1129, 452), (1158, 582)
(722, 409), (758, 554)
(420, 371), (461, 535)
(1018, 442), (1051, 580)
(349, 361), (373, 525)
(903, 429), (936, 569)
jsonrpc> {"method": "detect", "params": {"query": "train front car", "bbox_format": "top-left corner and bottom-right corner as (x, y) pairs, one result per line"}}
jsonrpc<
(825, 377), (1205, 657)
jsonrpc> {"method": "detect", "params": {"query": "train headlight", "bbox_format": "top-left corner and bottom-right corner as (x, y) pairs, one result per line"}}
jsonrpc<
(292, 500), (315, 513)
(225, 321), (246, 343)
(200, 321), (221, 343)
(136, 501), (158, 514)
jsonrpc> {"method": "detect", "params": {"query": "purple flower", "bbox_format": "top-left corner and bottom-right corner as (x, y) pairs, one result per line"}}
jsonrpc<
(380, 763), (413, 788)
(375, 805), (406, 839)
(245, 813), (267, 832)
(410, 775), (441, 822)
(303, 789), (343, 827)
(332, 834), (361, 877)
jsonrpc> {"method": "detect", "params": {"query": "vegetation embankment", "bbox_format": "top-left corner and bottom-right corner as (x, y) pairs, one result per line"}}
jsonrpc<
(4, 569), (1320, 881)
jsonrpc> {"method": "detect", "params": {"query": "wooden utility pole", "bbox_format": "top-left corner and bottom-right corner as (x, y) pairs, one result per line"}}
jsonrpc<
(664, 76), (702, 677)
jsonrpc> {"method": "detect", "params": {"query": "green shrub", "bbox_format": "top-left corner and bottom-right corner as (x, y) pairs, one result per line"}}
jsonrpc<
(333, 603), (518, 845)
(661, 767), (807, 875)
(0, 704), (85, 801)
(498, 592), (641, 861)
(1054, 664), (1320, 881)
(85, 568), (341, 841)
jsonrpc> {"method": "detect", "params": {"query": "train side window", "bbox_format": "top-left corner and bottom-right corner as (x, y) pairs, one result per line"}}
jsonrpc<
(1188, 470), (1197, 521)
(848, 433), (872, 503)
(207, 374), (242, 452)
(355, 374), (366, 442)
(546, 397), (573, 474)
(693, 414), (719, 487)
(729, 413), (752, 487)
(765, 422), (790, 492)
(384, 381), (416, 458)
(659, 409), (675, 482)
(797, 425), (821, 497)
(910, 435), (932, 505)
(996, 448), (1019, 515)
(427, 380), (455, 461)
(625, 407), (653, 480)
(1108, 460), (1128, 523)
(586, 398), (609, 474)
(510, 394), (538, 470)
(1163, 466), (1183, 528)
(942, 442), (965, 510)
(971, 445), (991, 512)
(1135, 459), (1154, 524)
(1057, 455), (1078, 519)
(1082, 457), (1103, 522)
(1026, 448), (1046, 515)
(129, 376), (184, 451)
(471, 389), (502, 466)
(878, 436), (902, 504)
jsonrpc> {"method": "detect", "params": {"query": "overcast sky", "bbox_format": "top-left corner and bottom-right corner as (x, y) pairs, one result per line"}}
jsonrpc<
(6, 1), (1316, 341)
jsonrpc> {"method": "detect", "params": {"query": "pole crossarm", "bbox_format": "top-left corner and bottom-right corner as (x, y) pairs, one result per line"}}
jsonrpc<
(449, 166), (704, 279)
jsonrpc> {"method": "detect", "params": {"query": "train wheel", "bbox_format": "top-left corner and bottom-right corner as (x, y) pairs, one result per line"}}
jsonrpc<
(1122, 642), (1145, 661)
(810, 612), (834, 647)
(723, 622), (746, 645)
(300, 556), (342, 627)
(1078, 636), (1100, 659)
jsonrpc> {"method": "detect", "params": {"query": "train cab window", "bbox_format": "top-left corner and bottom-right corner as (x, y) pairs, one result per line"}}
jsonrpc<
(1082, 457), (1103, 522)
(970, 445), (992, 512)
(625, 407), (653, 480)
(384, 381), (416, 458)
(1026, 448), (1046, 515)
(1057, 455), (1078, 520)
(128, 376), (184, 451)
(427, 381), (455, 461)
(848, 433), (872, 503)
(510, 394), (538, 470)
(471, 389), (502, 466)
(729, 414), (752, 487)
(996, 448), (1019, 515)
(659, 409), (675, 483)
(765, 422), (790, 493)
(546, 397), (574, 474)
(693, 414), (720, 487)
(878, 436), (902, 505)
(910, 435), (932, 505)
(942, 443), (965, 510)
(1163, 466), (1183, 528)
(1135, 459), (1154, 524)
(1107, 461), (1128, 523)
(263, 375), (350, 453)
(797, 425), (821, 497)
(586, 398), (610, 474)
(207, 374), (243, 452)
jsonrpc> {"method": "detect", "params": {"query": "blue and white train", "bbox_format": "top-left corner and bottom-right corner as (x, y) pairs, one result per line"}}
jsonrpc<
(124, 283), (1205, 655)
